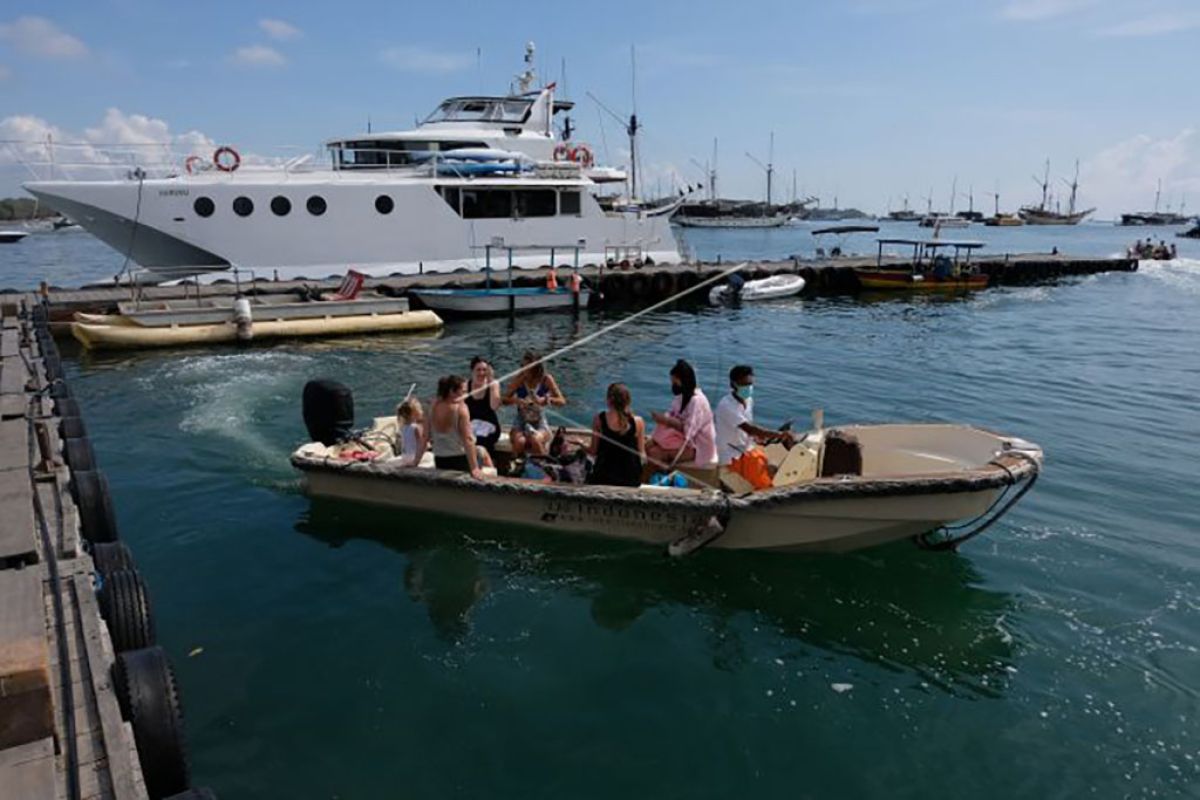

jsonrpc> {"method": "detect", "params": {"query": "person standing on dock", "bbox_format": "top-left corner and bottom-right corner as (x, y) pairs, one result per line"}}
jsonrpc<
(715, 365), (795, 466)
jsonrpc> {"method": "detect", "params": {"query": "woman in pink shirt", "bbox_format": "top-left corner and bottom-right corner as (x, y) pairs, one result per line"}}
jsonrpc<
(646, 359), (717, 469)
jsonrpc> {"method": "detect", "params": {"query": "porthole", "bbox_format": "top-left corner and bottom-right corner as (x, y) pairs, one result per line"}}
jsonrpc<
(232, 196), (254, 217)
(193, 197), (215, 218)
(307, 195), (327, 216)
(375, 195), (394, 215)
(270, 196), (291, 216)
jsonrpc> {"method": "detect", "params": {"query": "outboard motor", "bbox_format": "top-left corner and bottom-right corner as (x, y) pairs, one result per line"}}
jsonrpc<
(302, 379), (354, 445)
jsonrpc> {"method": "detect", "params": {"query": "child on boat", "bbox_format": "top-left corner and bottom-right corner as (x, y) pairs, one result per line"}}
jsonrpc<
(396, 398), (427, 467)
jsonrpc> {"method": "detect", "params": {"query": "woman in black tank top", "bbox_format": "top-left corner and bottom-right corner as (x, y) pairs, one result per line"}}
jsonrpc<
(465, 356), (501, 456)
(588, 383), (646, 487)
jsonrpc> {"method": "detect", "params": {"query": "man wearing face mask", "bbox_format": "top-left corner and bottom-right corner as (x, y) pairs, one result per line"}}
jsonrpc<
(715, 365), (796, 466)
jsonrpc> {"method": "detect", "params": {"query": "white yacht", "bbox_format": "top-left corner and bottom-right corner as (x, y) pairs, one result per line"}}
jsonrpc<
(22, 46), (683, 283)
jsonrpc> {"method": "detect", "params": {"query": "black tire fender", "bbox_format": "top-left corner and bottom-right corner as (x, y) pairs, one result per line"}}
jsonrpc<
(71, 469), (119, 543)
(90, 541), (136, 577)
(63, 436), (96, 471)
(113, 646), (190, 799)
(98, 569), (156, 653)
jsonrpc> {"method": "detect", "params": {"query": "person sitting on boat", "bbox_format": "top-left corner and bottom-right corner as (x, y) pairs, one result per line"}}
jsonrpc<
(646, 359), (716, 469)
(715, 365), (796, 466)
(503, 350), (566, 458)
(466, 356), (502, 458)
(430, 375), (492, 478)
(395, 397), (428, 467)
(1170, 243), (1178, 259)
(587, 383), (645, 487)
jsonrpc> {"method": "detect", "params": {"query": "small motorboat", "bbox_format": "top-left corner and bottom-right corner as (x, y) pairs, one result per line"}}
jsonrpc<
(856, 238), (989, 292)
(1177, 223), (1200, 240)
(291, 382), (1043, 555)
(0, 230), (29, 244)
(709, 273), (806, 304)
(408, 285), (589, 315)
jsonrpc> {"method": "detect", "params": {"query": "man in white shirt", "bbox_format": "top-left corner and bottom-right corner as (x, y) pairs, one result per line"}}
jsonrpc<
(715, 365), (795, 465)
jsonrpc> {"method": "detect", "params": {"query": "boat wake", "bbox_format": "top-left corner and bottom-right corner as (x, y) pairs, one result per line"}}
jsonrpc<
(1138, 257), (1200, 296)
(140, 351), (316, 478)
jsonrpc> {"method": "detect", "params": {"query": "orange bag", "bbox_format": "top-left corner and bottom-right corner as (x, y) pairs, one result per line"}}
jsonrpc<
(730, 448), (772, 490)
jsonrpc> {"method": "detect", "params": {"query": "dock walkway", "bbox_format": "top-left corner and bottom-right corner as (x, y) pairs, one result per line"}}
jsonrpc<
(0, 297), (211, 799)
(29, 254), (1136, 321)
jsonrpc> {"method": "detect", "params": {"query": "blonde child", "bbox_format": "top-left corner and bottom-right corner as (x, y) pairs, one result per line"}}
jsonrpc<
(396, 398), (427, 467)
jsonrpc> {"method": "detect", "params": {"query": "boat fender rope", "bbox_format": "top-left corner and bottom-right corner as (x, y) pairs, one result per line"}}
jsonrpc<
(915, 451), (1040, 551)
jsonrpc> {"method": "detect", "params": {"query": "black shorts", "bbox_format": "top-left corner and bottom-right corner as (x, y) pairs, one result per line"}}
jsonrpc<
(434, 454), (470, 472)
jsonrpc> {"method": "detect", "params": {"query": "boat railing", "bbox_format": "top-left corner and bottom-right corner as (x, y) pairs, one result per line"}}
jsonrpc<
(3, 137), (323, 182)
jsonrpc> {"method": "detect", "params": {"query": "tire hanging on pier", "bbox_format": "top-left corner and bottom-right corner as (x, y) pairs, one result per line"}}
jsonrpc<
(70, 469), (120, 543)
(60, 415), (88, 441)
(651, 271), (676, 299)
(63, 436), (96, 472)
(98, 569), (156, 653)
(628, 272), (650, 300)
(90, 541), (136, 577)
(113, 646), (191, 800)
(676, 271), (699, 295)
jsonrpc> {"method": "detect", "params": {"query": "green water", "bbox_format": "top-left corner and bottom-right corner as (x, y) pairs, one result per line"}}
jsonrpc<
(59, 251), (1198, 797)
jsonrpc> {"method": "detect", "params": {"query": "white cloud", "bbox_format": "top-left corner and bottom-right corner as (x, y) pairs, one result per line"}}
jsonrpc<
(379, 45), (472, 73)
(0, 109), (215, 179)
(259, 19), (301, 41)
(1000, 0), (1095, 21)
(1082, 129), (1200, 218)
(1095, 11), (1200, 37)
(229, 44), (286, 68)
(0, 15), (87, 59)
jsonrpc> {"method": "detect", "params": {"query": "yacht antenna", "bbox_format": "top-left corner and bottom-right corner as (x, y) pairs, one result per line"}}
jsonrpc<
(476, 46), (483, 95)
(1154, 178), (1162, 213)
(587, 90), (639, 197)
(629, 45), (639, 200)
(560, 56), (573, 142)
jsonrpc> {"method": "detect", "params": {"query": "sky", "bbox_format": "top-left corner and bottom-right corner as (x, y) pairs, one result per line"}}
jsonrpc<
(1, 0), (1198, 217)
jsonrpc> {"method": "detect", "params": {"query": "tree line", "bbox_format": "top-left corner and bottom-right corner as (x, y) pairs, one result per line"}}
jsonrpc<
(0, 197), (59, 221)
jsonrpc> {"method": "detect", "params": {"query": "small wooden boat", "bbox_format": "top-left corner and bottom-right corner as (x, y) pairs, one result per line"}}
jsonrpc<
(70, 292), (443, 350)
(408, 286), (589, 316)
(0, 230), (29, 243)
(709, 274), (806, 304)
(856, 237), (989, 292)
(291, 388), (1043, 555)
(673, 215), (787, 229)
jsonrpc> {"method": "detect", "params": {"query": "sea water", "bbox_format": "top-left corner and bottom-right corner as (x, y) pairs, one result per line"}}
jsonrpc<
(4, 223), (1197, 798)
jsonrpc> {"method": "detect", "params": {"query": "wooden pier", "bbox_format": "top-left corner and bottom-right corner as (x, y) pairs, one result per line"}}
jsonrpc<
(0, 297), (212, 799)
(27, 254), (1137, 326)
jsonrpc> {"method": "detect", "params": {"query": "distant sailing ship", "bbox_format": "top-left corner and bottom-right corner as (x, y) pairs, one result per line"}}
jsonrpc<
(1120, 180), (1190, 226)
(886, 195), (921, 222)
(1019, 159), (1094, 226)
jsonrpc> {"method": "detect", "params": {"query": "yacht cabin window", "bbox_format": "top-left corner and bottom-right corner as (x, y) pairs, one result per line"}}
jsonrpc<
(332, 140), (487, 170)
(423, 98), (533, 124)
(440, 187), (581, 219)
(559, 191), (581, 216)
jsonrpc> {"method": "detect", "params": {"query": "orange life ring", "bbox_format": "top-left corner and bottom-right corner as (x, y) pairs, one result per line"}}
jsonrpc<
(569, 145), (594, 168)
(213, 146), (241, 173)
(553, 144), (571, 162)
(184, 155), (204, 175)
